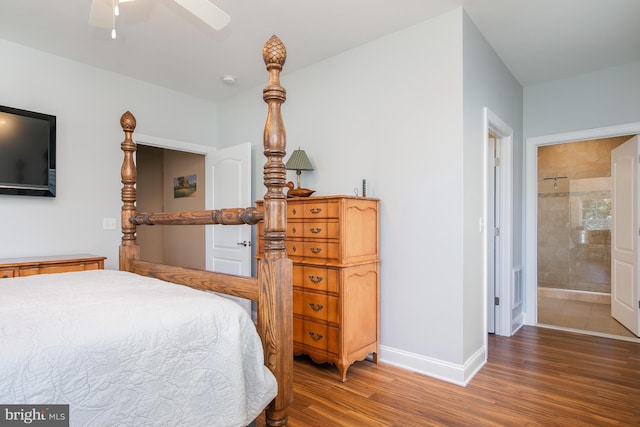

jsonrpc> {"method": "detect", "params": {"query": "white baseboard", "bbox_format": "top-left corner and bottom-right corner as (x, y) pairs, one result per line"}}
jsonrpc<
(379, 344), (486, 386)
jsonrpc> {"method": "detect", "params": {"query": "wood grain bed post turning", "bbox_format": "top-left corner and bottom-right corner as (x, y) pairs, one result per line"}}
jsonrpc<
(260, 35), (293, 427)
(119, 111), (140, 270)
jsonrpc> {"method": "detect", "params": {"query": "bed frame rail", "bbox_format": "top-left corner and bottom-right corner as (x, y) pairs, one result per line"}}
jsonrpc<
(130, 207), (263, 226)
(127, 259), (260, 300)
(119, 35), (292, 427)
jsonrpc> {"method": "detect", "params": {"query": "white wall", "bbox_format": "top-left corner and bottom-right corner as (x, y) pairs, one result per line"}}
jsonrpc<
(0, 39), (217, 269)
(462, 13), (523, 359)
(524, 60), (640, 138)
(218, 9), (512, 384)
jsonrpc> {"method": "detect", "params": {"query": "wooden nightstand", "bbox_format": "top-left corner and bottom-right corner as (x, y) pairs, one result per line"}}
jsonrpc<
(0, 254), (106, 278)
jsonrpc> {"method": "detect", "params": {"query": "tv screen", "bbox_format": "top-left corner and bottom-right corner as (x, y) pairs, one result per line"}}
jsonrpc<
(0, 105), (56, 197)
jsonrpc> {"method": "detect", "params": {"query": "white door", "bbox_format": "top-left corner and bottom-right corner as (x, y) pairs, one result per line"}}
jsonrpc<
(207, 143), (252, 277)
(611, 135), (639, 336)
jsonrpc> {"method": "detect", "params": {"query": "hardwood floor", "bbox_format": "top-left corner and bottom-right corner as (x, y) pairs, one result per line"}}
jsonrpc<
(258, 326), (640, 426)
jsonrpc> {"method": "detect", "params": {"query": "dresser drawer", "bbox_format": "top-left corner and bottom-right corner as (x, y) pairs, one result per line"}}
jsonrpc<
(287, 241), (339, 261)
(304, 241), (339, 260)
(302, 292), (338, 323)
(287, 221), (338, 239)
(294, 290), (338, 323)
(38, 262), (103, 275)
(297, 319), (338, 353)
(18, 267), (42, 276)
(288, 204), (305, 219)
(293, 289), (304, 315)
(288, 200), (339, 219)
(287, 222), (303, 238)
(304, 221), (338, 239)
(305, 200), (338, 219)
(293, 265), (338, 293)
(0, 268), (17, 279)
(293, 318), (304, 346)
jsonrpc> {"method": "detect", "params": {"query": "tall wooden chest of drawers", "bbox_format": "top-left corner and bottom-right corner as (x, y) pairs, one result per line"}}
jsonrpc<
(256, 195), (380, 381)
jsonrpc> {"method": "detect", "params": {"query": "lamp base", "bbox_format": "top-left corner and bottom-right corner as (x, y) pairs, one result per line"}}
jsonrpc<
(286, 181), (315, 197)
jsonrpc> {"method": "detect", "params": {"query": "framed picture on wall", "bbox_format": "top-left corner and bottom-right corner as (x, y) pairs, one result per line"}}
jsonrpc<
(173, 174), (196, 198)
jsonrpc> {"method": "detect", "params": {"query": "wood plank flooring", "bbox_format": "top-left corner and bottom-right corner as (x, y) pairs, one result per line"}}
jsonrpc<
(257, 326), (640, 426)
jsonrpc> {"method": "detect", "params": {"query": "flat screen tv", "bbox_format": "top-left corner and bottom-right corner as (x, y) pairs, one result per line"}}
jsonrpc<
(0, 105), (56, 197)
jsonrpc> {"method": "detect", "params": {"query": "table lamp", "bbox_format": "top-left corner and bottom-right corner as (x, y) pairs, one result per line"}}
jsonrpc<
(285, 148), (315, 197)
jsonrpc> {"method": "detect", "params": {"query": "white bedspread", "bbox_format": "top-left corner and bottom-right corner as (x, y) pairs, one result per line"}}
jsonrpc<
(0, 269), (277, 426)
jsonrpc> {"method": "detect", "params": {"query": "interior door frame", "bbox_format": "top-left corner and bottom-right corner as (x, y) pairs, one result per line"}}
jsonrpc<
(487, 131), (499, 335)
(484, 108), (515, 337)
(133, 133), (217, 262)
(524, 122), (640, 326)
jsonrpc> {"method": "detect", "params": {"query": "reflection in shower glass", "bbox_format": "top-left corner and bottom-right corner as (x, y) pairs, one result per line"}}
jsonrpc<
(581, 198), (611, 230)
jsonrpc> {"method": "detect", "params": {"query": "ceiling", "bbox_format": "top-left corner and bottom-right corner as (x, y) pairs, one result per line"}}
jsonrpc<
(1, 0), (639, 102)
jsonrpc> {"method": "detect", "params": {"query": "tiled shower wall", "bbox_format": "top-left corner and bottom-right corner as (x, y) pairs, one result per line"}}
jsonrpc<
(537, 136), (630, 293)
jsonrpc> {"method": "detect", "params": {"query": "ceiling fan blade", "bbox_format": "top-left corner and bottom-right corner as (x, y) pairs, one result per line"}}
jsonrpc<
(89, 0), (113, 28)
(173, 0), (231, 30)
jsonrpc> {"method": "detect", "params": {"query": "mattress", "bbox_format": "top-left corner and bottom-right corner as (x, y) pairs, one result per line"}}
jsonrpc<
(0, 269), (277, 426)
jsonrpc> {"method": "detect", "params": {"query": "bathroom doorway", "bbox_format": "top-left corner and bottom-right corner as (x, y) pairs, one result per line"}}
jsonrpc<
(535, 135), (636, 338)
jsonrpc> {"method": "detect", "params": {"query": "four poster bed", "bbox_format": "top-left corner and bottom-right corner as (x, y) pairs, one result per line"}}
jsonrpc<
(0, 36), (292, 427)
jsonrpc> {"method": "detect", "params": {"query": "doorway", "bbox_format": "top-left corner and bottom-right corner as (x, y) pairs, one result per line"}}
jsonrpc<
(484, 108), (519, 338)
(131, 133), (216, 269)
(524, 122), (640, 342)
(136, 144), (206, 269)
(535, 136), (635, 338)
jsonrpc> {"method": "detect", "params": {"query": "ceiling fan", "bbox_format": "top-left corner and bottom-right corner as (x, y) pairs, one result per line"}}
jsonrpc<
(89, 0), (231, 38)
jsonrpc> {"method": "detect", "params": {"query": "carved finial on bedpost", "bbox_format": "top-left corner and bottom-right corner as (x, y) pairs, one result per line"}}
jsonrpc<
(119, 111), (140, 270)
(262, 35), (288, 259)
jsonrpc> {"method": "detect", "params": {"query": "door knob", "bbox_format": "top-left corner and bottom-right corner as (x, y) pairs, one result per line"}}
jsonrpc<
(236, 241), (252, 247)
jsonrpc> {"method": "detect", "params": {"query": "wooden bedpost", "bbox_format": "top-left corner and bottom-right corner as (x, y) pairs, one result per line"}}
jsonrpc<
(116, 38), (293, 425)
(119, 111), (140, 271)
(259, 35), (293, 427)
(261, 35), (288, 257)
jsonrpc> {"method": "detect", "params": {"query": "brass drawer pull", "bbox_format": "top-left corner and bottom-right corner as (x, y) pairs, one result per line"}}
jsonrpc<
(308, 275), (323, 284)
(309, 247), (322, 254)
(291, 226), (297, 234)
(309, 303), (324, 311)
(292, 208), (297, 215)
(292, 246), (298, 253)
(309, 208), (322, 214)
(309, 227), (322, 234)
(309, 332), (323, 341)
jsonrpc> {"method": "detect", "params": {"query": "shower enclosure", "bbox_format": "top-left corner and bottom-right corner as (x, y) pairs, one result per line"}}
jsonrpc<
(538, 176), (611, 294)
(537, 137), (630, 298)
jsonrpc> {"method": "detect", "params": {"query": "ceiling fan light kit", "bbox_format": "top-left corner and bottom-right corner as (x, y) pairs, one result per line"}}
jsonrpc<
(89, 0), (231, 40)
(112, 0), (118, 39)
